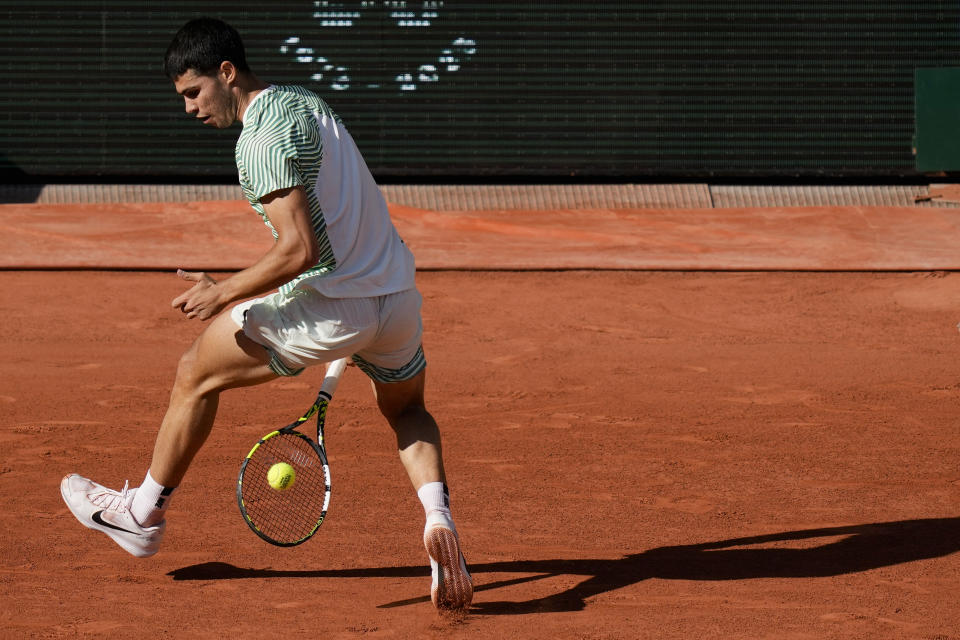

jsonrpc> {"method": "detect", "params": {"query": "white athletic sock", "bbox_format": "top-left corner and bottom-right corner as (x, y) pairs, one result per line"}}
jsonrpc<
(417, 481), (450, 513)
(418, 481), (452, 518)
(130, 470), (176, 527)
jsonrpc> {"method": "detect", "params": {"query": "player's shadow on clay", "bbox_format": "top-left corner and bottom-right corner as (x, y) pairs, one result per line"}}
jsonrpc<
(169, 517), (960, 615)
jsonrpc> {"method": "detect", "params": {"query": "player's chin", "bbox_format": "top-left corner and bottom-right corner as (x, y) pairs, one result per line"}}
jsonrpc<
(212, 115), (238, 129)
(200, 116), (227, 128)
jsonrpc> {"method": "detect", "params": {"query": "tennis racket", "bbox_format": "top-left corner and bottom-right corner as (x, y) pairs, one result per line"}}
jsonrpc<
(237, 358), (347, 546)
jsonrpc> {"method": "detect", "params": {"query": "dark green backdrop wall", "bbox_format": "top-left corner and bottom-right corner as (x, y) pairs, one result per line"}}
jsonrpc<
(2, 2), (959, 179)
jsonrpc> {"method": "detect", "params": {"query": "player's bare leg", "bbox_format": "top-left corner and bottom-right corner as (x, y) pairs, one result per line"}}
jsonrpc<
(373, 370), (473, 610)
(149, 311), (277, 488)
(124, 312), (277, 527)
(373, 371), (445, 488)
(61, 312), (277, 556)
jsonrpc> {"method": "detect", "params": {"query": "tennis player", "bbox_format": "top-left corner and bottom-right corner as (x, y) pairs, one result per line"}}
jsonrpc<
(60, 17), (472, 611)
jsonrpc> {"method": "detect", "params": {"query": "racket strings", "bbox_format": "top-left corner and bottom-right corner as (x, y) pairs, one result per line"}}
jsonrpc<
(240, 433), (329, 544)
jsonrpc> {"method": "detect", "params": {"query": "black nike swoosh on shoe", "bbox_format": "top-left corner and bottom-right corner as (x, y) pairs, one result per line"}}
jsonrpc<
(91, 510), (142, 536)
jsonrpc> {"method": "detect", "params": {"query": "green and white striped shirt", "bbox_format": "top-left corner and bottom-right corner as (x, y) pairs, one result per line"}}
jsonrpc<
(236, 85), (415, 297)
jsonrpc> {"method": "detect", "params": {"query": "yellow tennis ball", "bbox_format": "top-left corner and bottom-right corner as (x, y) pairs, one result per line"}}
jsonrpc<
(267, 462), (296, 490)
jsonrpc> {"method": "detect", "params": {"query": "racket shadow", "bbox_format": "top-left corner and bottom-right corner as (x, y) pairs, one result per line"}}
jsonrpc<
(167, 563), (425, 581)
(168, 517), (960, 615)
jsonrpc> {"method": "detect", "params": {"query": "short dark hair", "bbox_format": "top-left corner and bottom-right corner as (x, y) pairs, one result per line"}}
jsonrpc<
(163, 17), (250, 79)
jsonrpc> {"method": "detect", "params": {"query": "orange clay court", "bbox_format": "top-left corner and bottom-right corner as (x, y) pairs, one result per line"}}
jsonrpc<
(1, 190), (959, 638)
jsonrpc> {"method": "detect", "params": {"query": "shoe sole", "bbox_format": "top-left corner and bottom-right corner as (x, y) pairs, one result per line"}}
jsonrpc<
(425, 526), (473, 610)
(59, 476), (158, 558)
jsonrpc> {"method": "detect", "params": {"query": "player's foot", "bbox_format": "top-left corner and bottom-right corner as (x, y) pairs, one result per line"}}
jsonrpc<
(60, 474), (165, 558)
(424, 511), (473, 611)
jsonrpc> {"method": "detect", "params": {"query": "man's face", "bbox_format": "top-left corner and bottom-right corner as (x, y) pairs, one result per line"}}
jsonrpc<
(173, 68), (236, 129)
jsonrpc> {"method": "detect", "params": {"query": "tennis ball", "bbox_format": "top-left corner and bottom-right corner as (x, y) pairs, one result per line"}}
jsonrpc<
(267, 462), (296, 490)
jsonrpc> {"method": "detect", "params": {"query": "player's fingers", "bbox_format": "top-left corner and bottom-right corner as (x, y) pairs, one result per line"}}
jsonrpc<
(177, 269), (217, 286)
(171, 293), (200, 313)
(176, 268), (200, 282)
(171, 287), (196, 309)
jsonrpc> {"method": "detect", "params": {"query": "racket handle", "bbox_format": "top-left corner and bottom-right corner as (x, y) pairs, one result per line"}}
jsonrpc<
(320, 358), (348, 397)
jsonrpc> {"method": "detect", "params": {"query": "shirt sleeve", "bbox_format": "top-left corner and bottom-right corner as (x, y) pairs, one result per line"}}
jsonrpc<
(240, 113), (312, 200)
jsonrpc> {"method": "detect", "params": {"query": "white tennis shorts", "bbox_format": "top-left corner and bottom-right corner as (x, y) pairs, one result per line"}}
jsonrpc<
(230, 284), (425, 383)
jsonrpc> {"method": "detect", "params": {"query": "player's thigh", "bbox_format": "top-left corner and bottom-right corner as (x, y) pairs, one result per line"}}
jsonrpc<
(177, 310), (277, 394)
(371, 369), (427, 423)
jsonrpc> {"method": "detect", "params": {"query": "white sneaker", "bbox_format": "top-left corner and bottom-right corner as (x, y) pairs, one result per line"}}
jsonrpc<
(424, 511), (473, 610)
(60, 474), (165, 558)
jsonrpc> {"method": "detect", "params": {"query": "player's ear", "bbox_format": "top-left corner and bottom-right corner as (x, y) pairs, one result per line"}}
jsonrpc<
(219, 60), (238, 84)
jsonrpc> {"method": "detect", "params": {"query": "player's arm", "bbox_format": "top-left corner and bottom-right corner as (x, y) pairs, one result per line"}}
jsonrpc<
(172, 185), (319, 320)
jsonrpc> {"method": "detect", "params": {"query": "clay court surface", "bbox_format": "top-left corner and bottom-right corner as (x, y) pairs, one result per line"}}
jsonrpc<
(1, 198), (960, 638)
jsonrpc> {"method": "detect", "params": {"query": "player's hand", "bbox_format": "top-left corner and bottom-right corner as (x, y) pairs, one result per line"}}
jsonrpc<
(171, 269), (224, 320)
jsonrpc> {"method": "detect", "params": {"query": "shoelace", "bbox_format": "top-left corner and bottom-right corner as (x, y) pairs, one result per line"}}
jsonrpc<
(89, 480), (131, 512)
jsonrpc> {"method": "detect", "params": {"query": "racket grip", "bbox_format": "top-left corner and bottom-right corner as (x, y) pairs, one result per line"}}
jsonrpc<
(320, 358), (348, 397)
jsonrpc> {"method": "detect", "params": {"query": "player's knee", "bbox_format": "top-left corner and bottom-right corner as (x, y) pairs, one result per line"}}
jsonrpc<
(380, 400), (423, 422)
(172, 346), (217, 397)
(172, 349), (199, 391)
(380, 401), (432, 430)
